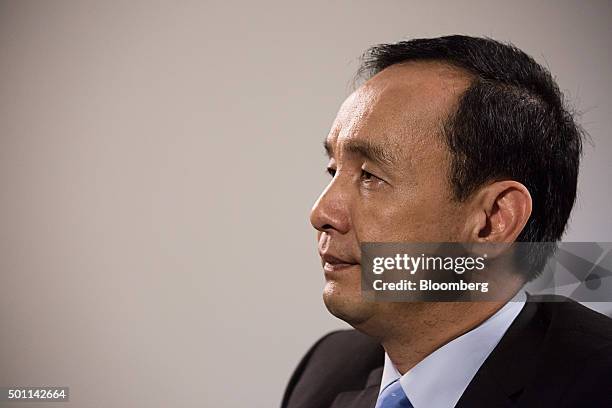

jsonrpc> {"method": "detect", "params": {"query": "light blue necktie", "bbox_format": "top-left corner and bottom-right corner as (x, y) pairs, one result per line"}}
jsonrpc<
(374, 379), (413, 408)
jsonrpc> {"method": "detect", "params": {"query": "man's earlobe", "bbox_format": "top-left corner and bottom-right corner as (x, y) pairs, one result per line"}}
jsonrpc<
(472, 180), (532, 243)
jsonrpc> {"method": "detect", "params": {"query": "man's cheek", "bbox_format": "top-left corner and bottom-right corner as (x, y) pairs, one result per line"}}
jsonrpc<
(355, 207), (411, 241)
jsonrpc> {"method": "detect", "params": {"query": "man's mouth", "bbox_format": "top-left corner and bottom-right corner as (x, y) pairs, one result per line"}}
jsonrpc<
(320, 252), (360, 273)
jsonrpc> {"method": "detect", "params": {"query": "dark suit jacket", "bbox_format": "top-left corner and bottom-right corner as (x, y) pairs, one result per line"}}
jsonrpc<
(282, 295), (612, 408)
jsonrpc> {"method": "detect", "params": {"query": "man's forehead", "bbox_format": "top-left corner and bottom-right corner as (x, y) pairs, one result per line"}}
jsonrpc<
(327, 61), (471, 156)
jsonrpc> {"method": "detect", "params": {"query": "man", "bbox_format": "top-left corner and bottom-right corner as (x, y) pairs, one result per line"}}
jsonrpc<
(282, 36), (612, 408)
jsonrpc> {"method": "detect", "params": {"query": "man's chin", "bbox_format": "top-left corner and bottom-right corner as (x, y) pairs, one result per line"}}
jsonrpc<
(322, 282), (377, 328)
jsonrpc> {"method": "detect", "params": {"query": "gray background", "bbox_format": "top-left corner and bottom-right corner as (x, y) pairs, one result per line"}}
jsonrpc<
(0, 1), (610, 407)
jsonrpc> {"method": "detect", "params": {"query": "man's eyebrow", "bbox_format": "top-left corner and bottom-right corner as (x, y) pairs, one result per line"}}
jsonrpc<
(324, 138), (398, 167)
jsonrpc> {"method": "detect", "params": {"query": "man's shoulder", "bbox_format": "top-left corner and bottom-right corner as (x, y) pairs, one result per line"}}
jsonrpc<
(281, 330), (383, 408)
(482, 295), (612, 407)
(531, 294), (612, 350)
(290, 328), (383, 379)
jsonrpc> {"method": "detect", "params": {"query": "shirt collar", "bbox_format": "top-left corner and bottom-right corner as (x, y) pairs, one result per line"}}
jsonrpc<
(379, 291), (526, 408)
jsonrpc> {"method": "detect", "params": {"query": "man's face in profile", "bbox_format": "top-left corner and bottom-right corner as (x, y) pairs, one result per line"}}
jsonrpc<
(310, 61), (475, 328)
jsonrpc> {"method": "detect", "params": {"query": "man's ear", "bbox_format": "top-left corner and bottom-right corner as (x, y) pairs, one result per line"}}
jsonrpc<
(465, 180), (532, 243)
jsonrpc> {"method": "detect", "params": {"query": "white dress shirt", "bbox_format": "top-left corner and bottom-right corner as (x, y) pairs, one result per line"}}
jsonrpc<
(377, 291), (526, 408)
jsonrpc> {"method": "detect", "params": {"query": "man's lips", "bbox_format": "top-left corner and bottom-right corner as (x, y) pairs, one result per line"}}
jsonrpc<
(319, 252), (360, 273)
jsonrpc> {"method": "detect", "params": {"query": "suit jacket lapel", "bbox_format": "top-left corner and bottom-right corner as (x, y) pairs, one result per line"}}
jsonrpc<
(456, 299), (545, 407)
(329, 387), (379, 408)
(330, 367), (383, 408)
(455, 364), (515, 408)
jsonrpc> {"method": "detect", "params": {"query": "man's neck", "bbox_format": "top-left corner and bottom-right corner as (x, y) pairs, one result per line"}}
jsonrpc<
(378, 301), (507, 374)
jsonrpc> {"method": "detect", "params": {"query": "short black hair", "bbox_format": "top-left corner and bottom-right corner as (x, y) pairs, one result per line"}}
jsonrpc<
(358, 35), (584, 280)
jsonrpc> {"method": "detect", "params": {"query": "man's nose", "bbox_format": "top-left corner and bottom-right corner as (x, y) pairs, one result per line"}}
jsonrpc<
(309, 179), (350, 235)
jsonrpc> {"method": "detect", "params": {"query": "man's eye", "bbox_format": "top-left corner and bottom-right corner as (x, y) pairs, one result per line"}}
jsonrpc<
(326, 167), (336, 177)
(361, 169), (376, 181)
